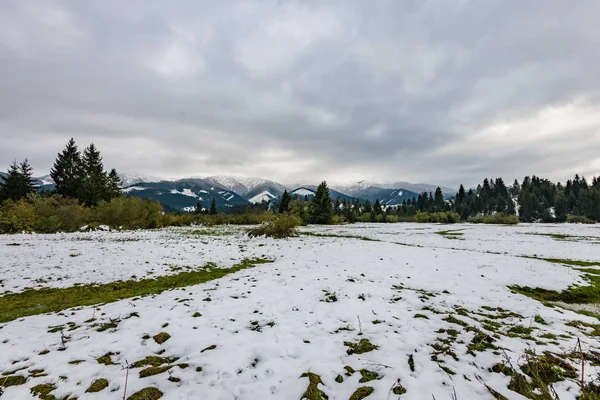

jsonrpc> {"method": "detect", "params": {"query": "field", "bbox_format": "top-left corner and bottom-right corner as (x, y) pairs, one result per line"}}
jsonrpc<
(1, 223), (600, 399)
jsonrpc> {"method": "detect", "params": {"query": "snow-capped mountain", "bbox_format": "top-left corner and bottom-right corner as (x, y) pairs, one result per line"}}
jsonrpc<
(334, 181), (456, 198)
(342, 186), (420, 206)
(204, 176), (287, 204)
(118, 173), (161, 188)
(289, 186), (355, 201)
(122, 178), (247, 212)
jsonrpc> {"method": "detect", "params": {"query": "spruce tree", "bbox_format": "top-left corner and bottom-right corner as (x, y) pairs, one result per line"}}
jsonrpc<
(195, 200), (203, 214)
(374, 199), (383, 215)
(51, 138), (83, 199)
(210, 198), (218, 215)
(18, 159), (38, 196)
(0, 161), (23, 202)
(434, 187), (444, 212)
(308, 181), (333, 224)
(81, 143), (108, 206)
(106, 168), (122, 200)
(279, 190), (291, 214)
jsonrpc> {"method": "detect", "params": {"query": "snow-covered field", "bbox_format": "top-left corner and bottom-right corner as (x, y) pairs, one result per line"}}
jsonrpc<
(1, 223), (600, 399)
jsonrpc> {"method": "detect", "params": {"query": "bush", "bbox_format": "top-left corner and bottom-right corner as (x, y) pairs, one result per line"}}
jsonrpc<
(467, 213), (519, 225)
(566, 214), (596, 224)
(385, 215), (398, 223)
(414, 211), (461, 223)
(247, 215), (301, 239)
(192, 212), (274, 226)
(0, 194), (187, 234)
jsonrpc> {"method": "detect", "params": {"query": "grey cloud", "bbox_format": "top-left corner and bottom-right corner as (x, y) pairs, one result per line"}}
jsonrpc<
(1, 0), (599, 187)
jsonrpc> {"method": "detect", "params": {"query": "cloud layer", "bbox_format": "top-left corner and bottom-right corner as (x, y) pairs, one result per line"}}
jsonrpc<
(1, 0), (599, 187)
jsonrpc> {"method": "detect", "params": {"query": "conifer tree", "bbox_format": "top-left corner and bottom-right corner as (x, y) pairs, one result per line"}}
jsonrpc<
(18, 159), (38, 195)
(106, 168), (122, 200)
(0, 159), (37, 202)
(279, 190), (291, 214)
(81, 143), (108, 206)
(195, 200), (203, 214)
(308, 181), (333, 224)
(210, 198), (218, 215)
(434, 187), (444, 211)
(0, 161), (22, 202)
(373, 199), (383, 215)
(51, 138), (83, 199)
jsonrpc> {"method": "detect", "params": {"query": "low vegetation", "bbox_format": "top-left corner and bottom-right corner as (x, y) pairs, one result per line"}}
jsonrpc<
(0, 258), (272, 323)
(247, 215), (301, 238)
(467, 213), (520, 224)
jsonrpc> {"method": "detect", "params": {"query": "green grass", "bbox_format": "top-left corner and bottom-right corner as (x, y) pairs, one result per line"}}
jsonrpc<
(510, 272), (600, 305)
(126, 387), (163, 400)
(299, 231), (380, 242)
(435, 229), (464, 239)
(523, 256), (600, 267)
(0, 258), (272, 323)
(344, 338), (379, 355)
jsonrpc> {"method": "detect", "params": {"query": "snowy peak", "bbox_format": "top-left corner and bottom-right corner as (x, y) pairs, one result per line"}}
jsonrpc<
(334, 181), (456, 198)
(248, 190), (277, 204)
(118, 173), (161, 188)
(204, 176), (287, 202)
(290, 187), (316, 197)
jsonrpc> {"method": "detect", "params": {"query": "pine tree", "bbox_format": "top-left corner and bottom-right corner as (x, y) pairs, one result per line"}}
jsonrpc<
(308, 181), (333, 224)
(18, 159), (38, 196)
(210, 198), (218, 215)
(334, 198), (341, 216)
(373, 199), (383, 215)
(279, 190), (291, 214)
(434, 187), (444, 212)
(81, 143), (108, 206)
(0, 159), (37, 202)
(51, 138), (83, 199)
(195, 200), (203, 214)
(0, 161), (22, 202)
(363, 200), (372, 213)
(106, 168), (122, 200)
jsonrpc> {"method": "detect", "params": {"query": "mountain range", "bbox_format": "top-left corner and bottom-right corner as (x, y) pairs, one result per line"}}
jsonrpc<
(1, 172), (456, 212)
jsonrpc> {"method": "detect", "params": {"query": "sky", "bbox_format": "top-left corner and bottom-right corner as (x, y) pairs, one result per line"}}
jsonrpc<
(1, 0), (599, 188)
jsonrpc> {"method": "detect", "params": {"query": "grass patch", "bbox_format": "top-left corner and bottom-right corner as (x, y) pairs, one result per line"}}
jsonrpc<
(507, 351), (577, 399)
(349, 387), (374, 400)
(436, 229), (464, 239)
(131, 356), (179, 368)
(140, 365), (173, 378)
(126, 387), (163, 400)
(0, 375), (27, 387)
(523, 256), (600, 267)
(153, 332), (171, 345)
(30, 383), (56, 399)
(300, 232), (381, 242)
(358, 369), (381, 383)
(0, 258), (272, 323)
(408, 354), (415, 372)
(344, 338), (379, 355)
(96, 352), (117, 365)
(467, 332), (497, 354)
(300, 372), (328, 400)
(86, 378), (109, 393)
(413, 313), (429, 319)
(393, 384), (407, 395)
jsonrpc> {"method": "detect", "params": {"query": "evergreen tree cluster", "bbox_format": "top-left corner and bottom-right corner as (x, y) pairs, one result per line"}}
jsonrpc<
(50, 139), (122, 206)
(0, 159), (38, 202)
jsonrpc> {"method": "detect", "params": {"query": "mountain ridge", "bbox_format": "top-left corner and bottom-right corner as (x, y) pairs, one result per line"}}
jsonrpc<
(2, 172), (456, 212)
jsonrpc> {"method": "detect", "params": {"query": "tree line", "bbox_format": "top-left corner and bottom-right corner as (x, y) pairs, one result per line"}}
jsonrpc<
(0, 139), (122, 206)
(274, 175), (600, 224)
(1, 137), (599, 230)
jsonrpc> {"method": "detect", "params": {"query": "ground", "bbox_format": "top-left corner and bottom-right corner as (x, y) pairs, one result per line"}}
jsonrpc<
(1, 223), (600, 399)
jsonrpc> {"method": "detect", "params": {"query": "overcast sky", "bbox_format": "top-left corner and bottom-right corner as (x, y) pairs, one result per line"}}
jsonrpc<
(1, 1), (599, 187)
